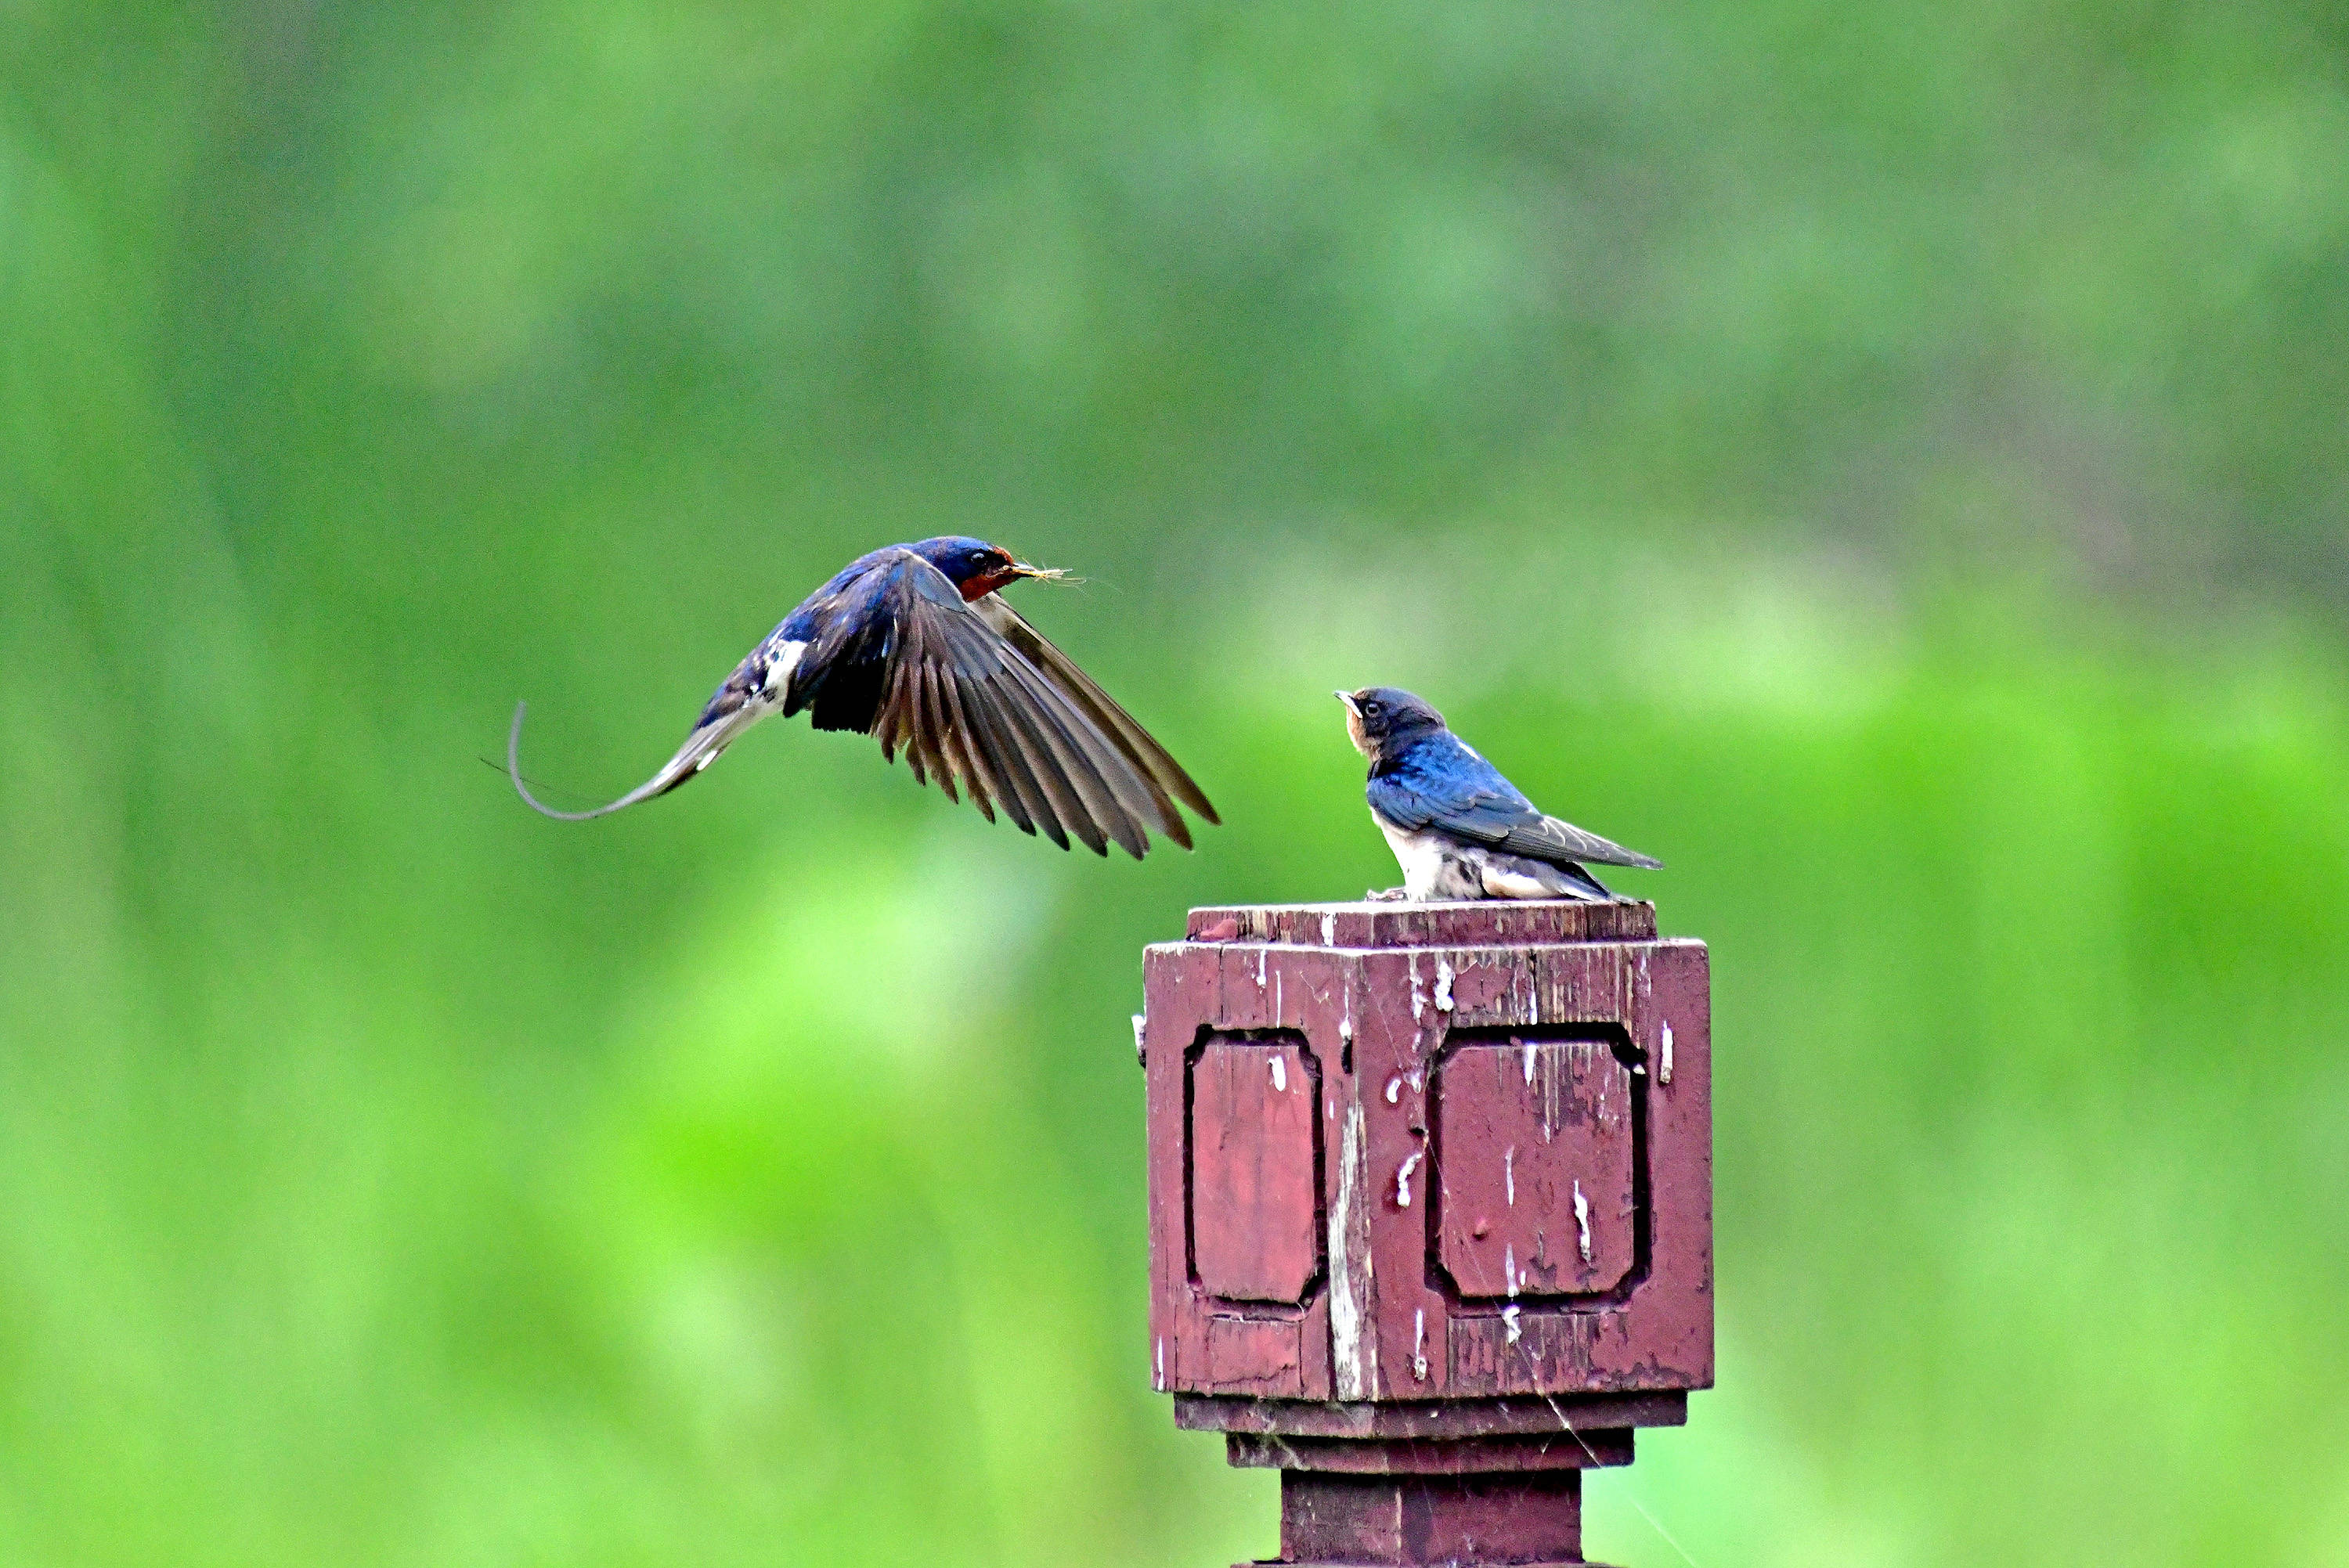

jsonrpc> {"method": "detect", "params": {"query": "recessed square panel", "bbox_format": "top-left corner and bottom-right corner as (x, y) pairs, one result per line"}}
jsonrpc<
(1188, 1035), (1322, 1305)
(1434, 1037), (1637, 1300)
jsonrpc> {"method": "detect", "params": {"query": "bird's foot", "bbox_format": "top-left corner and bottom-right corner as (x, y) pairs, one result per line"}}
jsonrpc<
(1364, 886), (1409, 903)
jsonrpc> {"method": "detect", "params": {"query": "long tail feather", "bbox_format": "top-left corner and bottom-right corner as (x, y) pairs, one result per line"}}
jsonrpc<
(507, 701), (749, 821)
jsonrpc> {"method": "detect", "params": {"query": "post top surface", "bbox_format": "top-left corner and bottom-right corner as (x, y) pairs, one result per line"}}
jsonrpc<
(1183, 899), (1658, 948)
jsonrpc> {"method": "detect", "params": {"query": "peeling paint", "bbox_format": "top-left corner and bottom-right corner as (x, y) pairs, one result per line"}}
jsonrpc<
(1502, 1305), (1522, 1345)
(1269, 1055), (1287, 1093)
(1384, 1075), (1402, 1105)
(1504, 1146), (1516, 1206)
(1504, 1243), (1518, 1299)
(1434, 960), (1456, 1012)
(1660, 1019), (1675, 1086)
(1573, 1181), (1592, 1263)
(1155, 1336), (1166, 1392)
(1406, 1069), (1423, 1093)
(1320, 912), (1335, 946)
(1395, 1151), (1424, 1208)
(1412, 1309), (1429, 1381)
(1329, 1104), (1373, 1400)
(1522, 1040), (1535, 1084)
(1131, 1013), (1146, 1065)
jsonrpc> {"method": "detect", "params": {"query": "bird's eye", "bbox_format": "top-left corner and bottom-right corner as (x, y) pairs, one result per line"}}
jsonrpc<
(1362, 701), (1384, 717)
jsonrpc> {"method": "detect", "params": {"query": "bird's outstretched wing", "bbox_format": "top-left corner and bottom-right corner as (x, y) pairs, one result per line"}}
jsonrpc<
(786, 550), (1211, 857)
(970, 594), (1220, 827)
(1370, 754), (1661, 871)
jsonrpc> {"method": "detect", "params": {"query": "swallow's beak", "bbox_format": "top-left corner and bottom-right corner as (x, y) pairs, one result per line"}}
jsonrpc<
(1009, 560), (1070, 584)
(1333, 690), (1359, 710)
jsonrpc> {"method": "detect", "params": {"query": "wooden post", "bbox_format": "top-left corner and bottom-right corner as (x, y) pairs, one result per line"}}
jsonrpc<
(1142, 900), (1712, 1568)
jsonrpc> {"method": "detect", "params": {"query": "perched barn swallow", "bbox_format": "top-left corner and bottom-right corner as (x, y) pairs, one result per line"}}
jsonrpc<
(1335, 687), (1659, 901)
(510, 537), (1217, 856)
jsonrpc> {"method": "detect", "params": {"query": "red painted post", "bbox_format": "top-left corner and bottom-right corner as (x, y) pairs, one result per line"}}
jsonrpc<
(1142, 900), (1712, 1567)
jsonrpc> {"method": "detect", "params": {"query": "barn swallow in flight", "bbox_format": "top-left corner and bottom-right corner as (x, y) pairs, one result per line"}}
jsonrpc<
(1335, 687), (1658, 900)
(510, 538), (1217, 856)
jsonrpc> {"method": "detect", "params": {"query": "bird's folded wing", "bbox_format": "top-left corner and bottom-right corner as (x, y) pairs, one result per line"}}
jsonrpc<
(854, 554), (1211, 858)
(1500, 813), (1662, 871)
(1369, 775), (1662, 870)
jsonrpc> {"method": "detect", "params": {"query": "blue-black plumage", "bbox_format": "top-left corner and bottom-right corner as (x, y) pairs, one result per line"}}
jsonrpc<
(1335, 687), (1660, 901)
(509, 537), (1217, 857)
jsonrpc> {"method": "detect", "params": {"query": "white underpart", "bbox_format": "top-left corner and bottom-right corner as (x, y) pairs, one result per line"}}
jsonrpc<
(1573, 1181), (1592, 1263)
(1480, 863), (1561, 899)
(1377, 820), (1456, 900)
(761, 639), (807, 701)
(686, 639), (805, 777)
(1377, 813), (1597, 903)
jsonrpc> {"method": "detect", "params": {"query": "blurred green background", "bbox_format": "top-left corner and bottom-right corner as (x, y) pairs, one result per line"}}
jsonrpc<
(4, 3), (2347, 1564)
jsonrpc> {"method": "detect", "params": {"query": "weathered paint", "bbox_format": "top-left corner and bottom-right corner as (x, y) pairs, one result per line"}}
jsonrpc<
(1143, 898), (1709, 1565)
(1189, 1038), (1319, 1303)
(1395, 1150), (1423, 1208)
(1327, 1103), (1374, 1401)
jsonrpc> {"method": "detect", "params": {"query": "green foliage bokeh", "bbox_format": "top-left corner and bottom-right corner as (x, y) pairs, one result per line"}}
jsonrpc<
(2, 4), (2345, 1564)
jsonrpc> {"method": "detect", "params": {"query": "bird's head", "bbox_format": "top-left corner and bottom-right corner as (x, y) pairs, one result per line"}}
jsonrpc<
(913, 536), (1067, 601)
(1334, 687), (1446, 763)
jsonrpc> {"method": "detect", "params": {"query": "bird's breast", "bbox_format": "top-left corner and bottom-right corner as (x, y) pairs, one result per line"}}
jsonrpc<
(1372, 813), (1463, 900)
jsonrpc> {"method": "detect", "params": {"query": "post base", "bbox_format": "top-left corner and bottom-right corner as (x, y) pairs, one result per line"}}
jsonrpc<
(1235, 1469), (1615, 1566)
